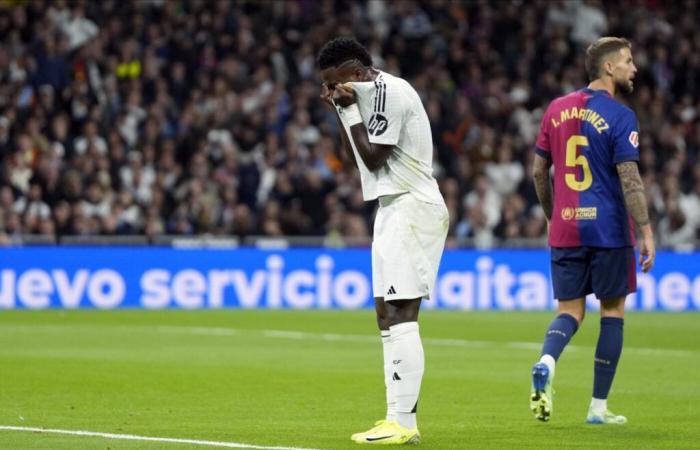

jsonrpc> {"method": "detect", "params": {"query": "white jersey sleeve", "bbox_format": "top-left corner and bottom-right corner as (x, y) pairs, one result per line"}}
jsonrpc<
(346, 71), (445, 205)
(366, 78), (403, 146)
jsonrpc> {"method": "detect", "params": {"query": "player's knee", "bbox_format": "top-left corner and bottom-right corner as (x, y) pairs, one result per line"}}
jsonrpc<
(600, 297), (625, 317)
(374, 297), (390, 330)
(386, 298), (421, 326)
(387, 310), (411, 327)
(560, 311), (584, 326)
(600, 309), (624, 319)
(559, 307), (585, 325)
(376, 312), (390, 330)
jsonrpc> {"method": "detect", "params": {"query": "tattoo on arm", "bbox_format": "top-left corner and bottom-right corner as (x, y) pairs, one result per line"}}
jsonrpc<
(616, 161), (650, 227)
(533, 154), (553, 221)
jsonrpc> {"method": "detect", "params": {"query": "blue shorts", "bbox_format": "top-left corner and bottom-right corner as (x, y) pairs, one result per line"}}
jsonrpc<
(551, 246), (637, 301)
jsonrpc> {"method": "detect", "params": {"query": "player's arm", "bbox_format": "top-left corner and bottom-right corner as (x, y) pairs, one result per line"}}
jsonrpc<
(532, 153), (553, 222)
(335, 112), (357, 167)
(333, 84), (392, 171)
(533, 103), (554, 223)
(613, 109), (655, 272)
(348, 125), (392, 171)
(616, 161), (655, 272)
(320, 84), (357, 167)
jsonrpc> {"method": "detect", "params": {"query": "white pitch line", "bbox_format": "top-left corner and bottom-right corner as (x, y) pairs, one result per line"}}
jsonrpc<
(156, 325), (241, 336)
(3, 323), (696, 357)
(0, 425), (322, 450)
(154, 325), (695, 357)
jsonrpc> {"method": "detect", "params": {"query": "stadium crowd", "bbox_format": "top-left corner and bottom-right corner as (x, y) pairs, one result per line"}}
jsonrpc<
(1, 0), (699, 248)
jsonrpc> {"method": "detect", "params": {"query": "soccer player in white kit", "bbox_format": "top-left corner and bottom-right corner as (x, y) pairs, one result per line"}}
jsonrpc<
(318, 38), (449, 445)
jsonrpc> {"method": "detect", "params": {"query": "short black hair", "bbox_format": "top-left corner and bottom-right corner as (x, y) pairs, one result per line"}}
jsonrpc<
(317, 37), (373, 70)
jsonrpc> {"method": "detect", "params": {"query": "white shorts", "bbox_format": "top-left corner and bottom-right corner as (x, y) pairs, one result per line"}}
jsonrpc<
(372, 193), (449, 301)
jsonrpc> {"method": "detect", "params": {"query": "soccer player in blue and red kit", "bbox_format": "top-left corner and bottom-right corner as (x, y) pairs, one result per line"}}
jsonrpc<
(529, 37), (655, 424)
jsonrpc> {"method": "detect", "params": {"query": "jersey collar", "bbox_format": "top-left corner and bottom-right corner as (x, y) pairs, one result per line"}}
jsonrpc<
(581, 87), (612, 97)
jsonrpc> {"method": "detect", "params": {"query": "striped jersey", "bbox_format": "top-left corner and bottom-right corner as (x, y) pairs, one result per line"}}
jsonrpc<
(536, 88), (640, 248)
(337, 71), (443, 205)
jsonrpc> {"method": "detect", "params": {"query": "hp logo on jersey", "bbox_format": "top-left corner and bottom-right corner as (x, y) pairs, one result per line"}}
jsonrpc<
(368, 113), (388, 136)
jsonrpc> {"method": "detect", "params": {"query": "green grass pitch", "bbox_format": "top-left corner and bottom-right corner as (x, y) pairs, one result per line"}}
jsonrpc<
(0, 310), (698, 449)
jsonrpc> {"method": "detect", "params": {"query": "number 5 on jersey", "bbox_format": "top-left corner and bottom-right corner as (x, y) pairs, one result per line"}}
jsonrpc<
(565, 135), (592, 191)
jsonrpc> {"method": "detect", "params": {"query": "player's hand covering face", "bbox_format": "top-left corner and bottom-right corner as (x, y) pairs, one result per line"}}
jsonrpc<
(331, 84), (356, 107)
(320, 62), (365, 107)
(319, 83), (357, 108)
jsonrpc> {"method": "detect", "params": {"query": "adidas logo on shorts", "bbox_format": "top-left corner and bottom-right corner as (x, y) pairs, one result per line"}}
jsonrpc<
(387, 286), (397, 295)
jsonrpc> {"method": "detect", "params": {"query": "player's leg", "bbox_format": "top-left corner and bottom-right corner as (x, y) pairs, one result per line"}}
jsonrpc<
(540, 298), (586, 370)
(385, 297), (422, 431)
(354, 203), (423, 443)
(530, 298), (585, 421)
(586, 296), (627, 424)
(587, 246), (635, 424)
(353, 200), (418, 444)
(353, 299), (423, 445)
(350, 297), (424, 444)
(350, 297), (396, 442)
(353, 194), (442, 444)
(378, 196), (440, 436)
(351, 217), (393, 440)
(375, 297), (397, 423)
(531, 247), (591, 421)
(370, 217), (397, 424)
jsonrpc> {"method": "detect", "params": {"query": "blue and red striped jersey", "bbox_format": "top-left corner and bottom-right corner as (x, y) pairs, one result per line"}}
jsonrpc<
(535, 88), (640, 248)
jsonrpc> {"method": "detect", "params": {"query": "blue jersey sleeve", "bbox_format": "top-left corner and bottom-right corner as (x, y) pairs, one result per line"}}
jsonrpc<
(612, 108), (640, 164)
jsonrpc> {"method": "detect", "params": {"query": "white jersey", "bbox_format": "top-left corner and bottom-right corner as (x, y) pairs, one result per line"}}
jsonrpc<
(336, 71), (444, 205)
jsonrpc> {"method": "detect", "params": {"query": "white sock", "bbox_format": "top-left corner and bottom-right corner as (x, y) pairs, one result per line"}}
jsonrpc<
(539, 354), (556, 378)
(389, 322), (423, 430)
(590, 397), (607, 414)
(381, 330), (397, 421)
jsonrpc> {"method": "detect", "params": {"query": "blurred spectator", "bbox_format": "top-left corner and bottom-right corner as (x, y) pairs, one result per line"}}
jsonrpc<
(0, 0), (698, 248)
(658, 197), (695, 250)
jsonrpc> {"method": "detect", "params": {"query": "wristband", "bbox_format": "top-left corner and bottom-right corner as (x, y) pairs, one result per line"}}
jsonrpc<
(342, 103), (363, 126)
